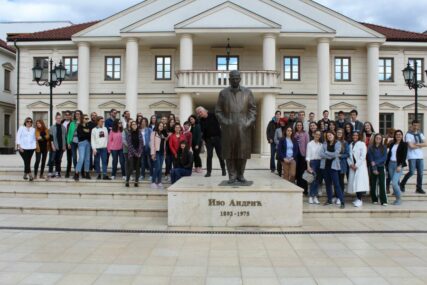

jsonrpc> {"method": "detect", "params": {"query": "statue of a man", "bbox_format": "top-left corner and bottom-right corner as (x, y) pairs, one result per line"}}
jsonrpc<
(215, 70), (257, 184)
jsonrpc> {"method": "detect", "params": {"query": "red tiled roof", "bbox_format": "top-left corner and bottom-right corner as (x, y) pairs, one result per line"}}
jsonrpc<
(361, 22), (427, 42)
(7, 21), (100, 42)
(0, 39), (16, 53)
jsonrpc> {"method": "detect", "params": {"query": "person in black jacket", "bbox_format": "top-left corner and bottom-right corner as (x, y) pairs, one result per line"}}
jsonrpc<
(170, 140), (194, 184)
(266, 110), (281, 173)
(386, 130), (408, 205)
(75, 114), (92, 181)
(189, 115), (203, 173)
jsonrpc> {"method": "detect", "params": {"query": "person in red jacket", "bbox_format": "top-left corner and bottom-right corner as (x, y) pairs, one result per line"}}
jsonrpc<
(182, 121), (192, 149)
(169, 123), (183, 159)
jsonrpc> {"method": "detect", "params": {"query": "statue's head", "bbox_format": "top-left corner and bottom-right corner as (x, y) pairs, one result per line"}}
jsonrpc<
(229, 70), (241, 89)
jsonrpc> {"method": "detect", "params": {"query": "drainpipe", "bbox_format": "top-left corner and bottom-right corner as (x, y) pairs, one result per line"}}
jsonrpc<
(13, 40), (20, 131)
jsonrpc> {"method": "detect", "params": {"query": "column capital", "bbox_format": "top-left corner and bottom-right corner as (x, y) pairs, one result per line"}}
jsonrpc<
(77, 41), (90, 48)
(317, 38), (331, 44)
(126, 37), (139, 44)
(367, 42), (381, 48)
(180, 33), (193, 40)
(263, 33), (277, 39)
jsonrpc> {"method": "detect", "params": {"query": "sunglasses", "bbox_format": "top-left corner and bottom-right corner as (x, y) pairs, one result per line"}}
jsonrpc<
(26, 121), (33, 123)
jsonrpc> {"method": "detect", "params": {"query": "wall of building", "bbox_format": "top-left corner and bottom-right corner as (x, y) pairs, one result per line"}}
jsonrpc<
(0, 49), (15, 148)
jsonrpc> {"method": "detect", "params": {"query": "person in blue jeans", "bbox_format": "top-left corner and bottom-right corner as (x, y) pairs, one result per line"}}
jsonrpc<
(320, 131), (345, 209)
(75, 114), (91, 181)
(306, 130), (323, 204)
(91, 116), (111, 180)
(171, 140), (194, 184)
(150, 122), (166, 189)
(400, 120), (426, 194)
(386, 130), (408, 205)
(139, 118), (153, 181)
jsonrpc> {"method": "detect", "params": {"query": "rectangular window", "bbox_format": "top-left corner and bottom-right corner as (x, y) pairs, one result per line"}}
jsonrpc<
(335, 57), (351, 81)
(155, 56), (172, 80)
(283, 56), (300, 81)
(33, 57), (49, 81)
(63, 57), (78, 81)
(379, 113), (394, 136)
(408, 113), (424, 133)
(408, 58), (424, 82)
(105, 56), (121, 81)
(4, 69), (11, 91)
(216, 56), (239, 71)
(379, 58), (394, 82)
(33, 111), (48, 126)
(4, 114), (10, 136)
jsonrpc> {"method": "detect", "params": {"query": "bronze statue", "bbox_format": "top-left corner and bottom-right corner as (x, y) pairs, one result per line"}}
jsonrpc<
(215, 70), (257, 184)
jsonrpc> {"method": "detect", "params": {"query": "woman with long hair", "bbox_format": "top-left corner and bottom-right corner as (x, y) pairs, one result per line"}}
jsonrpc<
(139, 117), (153, 181)
(344, 122), (353, 144)
(385, 128), (395, 193)
(306, 130), (323, 204)
(164, 118), (176, 181)
(75, 114), (91, 181)
(34, 119), (50, 179)
(308, 122), (318, 141)
(126, 120), (144, 187)
(294, 121), (309, 195)
(66, 110), (82, 176)
(108, 119), (125, 180)
(189, 115), (202, 173)
(347, 131), (370, 207)
(150, 122), (167, 188)
(277, 127), (299, 183)
(368, 133), (388, 205)
(274, 117), (288, 176)
(320, 131), (345, 208)
(149, 115), (157, 131)
(136, 114), (143, 129)
(386, 130), (408, 205)
(336, 128), (350, 197)
(329, 121), (337, 134)
(17, 117), (36, 181)
(363, 121), (375, 146)
(169, 123), (183, 160)
(170, 140), (194, 184)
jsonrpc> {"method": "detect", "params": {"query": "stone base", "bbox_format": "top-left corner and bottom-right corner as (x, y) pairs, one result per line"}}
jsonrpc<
(168, 172), (303, 227)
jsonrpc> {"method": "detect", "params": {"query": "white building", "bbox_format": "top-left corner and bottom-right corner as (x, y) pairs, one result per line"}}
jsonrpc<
(0, 39), (15, 150)
(7, 0), (427, 155)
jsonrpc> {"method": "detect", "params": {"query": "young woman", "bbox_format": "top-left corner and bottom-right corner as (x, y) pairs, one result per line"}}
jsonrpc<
(347, 131), (370, 207)
(126, 121), (144, 187)
(386, 130), (408, 205)
(17, 117), (36, 181)
(136, 114), (143, 129)
(344, 122), (354, 144)
(108, 119), (125, 180)
(336, 128), (350, 196)
(306, 130), (323, 204)
(182, 121), (193, 149)
(164, 118), (176, 181)
(75, 114), (91, 181)
(34, 119), (50, 179)
(363, 122), (375, 147)
(91, 116), (110, 180)
(122, 119), (132, 178)
(320, 131), (345, 208)
(189, 115), (202, 173)
(169, 123), (183, 160)
(274, 118), (288, 176)
(149, 115), (157, 131)
(170, 140), (194, 184)
(308, 122), (318, 141)
(294, 121), (309, 194)
(277, 127), (299, 183)
(66, 110), (82, 175)
(329, 121), (337, 134)
(150, 122), (167, 188)
(368, 133), (388, 205)
(385, 128), (395, 194)
(139, 117), (152, 181)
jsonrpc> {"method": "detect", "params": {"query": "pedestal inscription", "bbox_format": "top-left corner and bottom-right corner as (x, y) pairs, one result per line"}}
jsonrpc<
(168, 173), (303, 227)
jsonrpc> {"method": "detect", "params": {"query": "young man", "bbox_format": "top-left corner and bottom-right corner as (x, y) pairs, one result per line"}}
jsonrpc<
(62, 110), (72, 178)
(336, 111), (347, 129)
(400, 120), (426, 194)
(266, 110), (281, 173)
(91, 116), (111, 180)
(48, 113), (67, 178)
(121, 110), (131, 129)
(298, 110), (310, 131)
(349, 109), (364, 133)
(308, 112), (316, 123)
(287, 111), (297, 129)
(105, 108), (117, 133)
(317, 110), (331, 132)
(87, 112), (98, 171)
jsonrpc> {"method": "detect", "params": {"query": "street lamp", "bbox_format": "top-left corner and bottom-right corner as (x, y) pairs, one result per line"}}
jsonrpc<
(32, 59), (66, 126)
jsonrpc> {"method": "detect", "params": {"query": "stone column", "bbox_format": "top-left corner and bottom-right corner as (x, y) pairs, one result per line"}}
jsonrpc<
(317, 38), (330, 117)
(77, 42), (90, 114)
(179, 93), (193, 122)
(261, 93), (276, 156)
(263, 34), (276, 71)
(367, 43), (380, 131)
(125, 38), (139, 117)
(180, 34), (193, 70)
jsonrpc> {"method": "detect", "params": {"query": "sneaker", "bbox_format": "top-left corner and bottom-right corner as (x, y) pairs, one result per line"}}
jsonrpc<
(373, 201), (379, 205)
(354, 199), (363, 207)
(29, 174), (34, 182)
(340, 204), (345, 209)
(139, 176), (144, 181)
(164, 176), (170, 181)
(23, 174), (28, 180)
(400, 182), (405, 192)
(382, 203), (388, 206)
(392, 199), (401, 205)
(150, 183), (158, 189)
(352, 199), (358, 205)
(97, 174), (102, 180)
(323, 201), (333, 206)
(313, 197), (320, 204)
(416, 189), (426, 194)
(85, 173), (91, 180)
(122, 176), (126, 181)
(332, 197), (337, 204)
(308, 197), (314, 204)
(103, 176), (112, 180)
(336, 199), (341, 205)
(204, 173), (211, 178)
(157, 183), (163, 188)
(111, 176), (116, 180)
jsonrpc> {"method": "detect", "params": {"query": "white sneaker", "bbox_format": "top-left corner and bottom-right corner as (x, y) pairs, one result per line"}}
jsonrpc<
(122, 176), (126, 181)
(308, 197), (314, 204)
(336, 199), (341, 205)
(313, 197), (320, 204)
(150, 183), (157, 189)
(332, 197), (337, 204)
(157, 183), (163, 188)
(111, 176), (115, 180)
(354, 199), (363, 208)
(352, 199), (358, 205)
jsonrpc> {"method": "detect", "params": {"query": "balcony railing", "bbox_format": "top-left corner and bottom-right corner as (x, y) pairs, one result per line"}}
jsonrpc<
(176, 70), (279, 88)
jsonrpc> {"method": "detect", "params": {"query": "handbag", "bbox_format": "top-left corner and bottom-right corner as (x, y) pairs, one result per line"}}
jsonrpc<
(302, 170), (315, 184)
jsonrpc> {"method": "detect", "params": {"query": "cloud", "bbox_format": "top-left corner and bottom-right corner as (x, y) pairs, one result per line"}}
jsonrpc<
(0, 0), (426, 33)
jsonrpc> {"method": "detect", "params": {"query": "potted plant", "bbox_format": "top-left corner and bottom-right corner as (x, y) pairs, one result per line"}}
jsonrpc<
(0, 135), (15, 154)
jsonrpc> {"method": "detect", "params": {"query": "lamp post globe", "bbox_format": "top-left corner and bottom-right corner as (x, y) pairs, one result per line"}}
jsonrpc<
(402, 63), (415, 85)
(32, 64), (43, 82)
(55, 61), (67, 82)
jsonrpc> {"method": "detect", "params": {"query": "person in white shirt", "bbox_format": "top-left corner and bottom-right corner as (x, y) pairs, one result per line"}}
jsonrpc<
(306, 130), (323, 204)
(400, 120), (426, 194)
(16, 117), (37, 181)
(91, 116), (110, 180)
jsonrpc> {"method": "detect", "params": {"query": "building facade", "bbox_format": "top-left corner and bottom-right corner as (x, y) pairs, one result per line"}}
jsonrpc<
(0, 39), (15, 150)
(8, 0), (427, 155)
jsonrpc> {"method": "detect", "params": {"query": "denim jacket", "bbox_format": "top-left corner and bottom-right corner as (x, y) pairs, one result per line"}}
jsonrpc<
(339, 140), (350, 174)
(320, 141), (342, 171)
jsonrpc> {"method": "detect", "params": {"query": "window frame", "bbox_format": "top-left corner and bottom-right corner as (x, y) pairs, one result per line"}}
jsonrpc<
(33, 57), (49, 81)
(408, 58), (425, 82)
(63, 56), (78, 81)
(283, 56), (301, 81)
(155, 56), (172, 81)
(104, 56), (122, 81)
(379, 57), (394, 82)
(4, 69), (11, 91)
(216, 55), (240, 71)
(4, 114), (11, 136)
(379, 113), (394, 136)
(334, 57), (351, 82)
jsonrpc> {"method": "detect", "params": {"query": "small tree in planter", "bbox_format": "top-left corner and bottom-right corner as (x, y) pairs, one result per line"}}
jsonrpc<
(1, 135), (15, 154)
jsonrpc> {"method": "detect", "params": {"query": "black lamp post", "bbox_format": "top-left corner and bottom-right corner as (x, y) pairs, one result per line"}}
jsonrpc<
(226, 38), (231, 70)
(402, 61), (427, 120)
(32, 59), (66, 126)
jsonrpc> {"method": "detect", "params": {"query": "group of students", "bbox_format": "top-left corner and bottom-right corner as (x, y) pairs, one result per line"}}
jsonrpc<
(267, 109), (426, 208)
(15, 108), (203, 188)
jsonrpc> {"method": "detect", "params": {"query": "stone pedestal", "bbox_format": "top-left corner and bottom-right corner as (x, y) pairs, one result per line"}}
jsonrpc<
(168, 173), (303, 227)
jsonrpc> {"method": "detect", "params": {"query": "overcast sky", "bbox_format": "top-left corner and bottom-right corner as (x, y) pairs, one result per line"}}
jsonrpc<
(0, 0), (426, 33)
